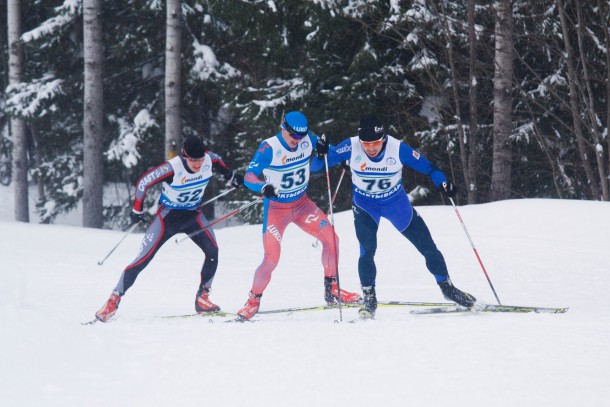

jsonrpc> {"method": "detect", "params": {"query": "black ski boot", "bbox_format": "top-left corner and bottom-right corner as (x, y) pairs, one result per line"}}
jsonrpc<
(324, 277), (335, 304)
(438, 278), (476, 307)
(359, 286), (377, 318)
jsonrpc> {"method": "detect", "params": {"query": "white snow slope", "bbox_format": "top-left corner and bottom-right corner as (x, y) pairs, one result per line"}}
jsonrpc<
(1, 189), (609, 407)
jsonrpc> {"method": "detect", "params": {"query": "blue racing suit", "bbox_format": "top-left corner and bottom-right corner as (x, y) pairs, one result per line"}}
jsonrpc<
(311, 135), (450, 287)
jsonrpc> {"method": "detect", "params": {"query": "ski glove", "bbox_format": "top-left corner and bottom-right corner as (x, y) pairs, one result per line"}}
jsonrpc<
(316, 135), (329, 159)
(261, 184), (278, 198)
(341, 160), (350, 170)
(442, 181), (457, 198)
(130, 211), (148, 224)
(229, 172), (244, 188)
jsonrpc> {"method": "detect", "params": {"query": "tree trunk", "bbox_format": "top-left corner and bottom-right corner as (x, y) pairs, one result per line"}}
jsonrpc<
(7, 0), (29, 222)
(597, 0), (610, 199)
(575, 0), (608, 200)
(438, 1), (468, 204)
(556, 0), (600, 199)
(467, 0), (479, 204)
(605, 1), (610, 188)
(30, 124), (46, 205)
(83, 0), (105, 228)
(491, 0), (514, 201)
(165, 0), (182, 159)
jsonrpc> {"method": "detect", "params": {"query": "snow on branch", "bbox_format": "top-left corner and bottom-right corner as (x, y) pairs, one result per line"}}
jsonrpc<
(243, 78), (305, 119)
(5, 74), (63, 118)
(22, 0), (81, 42)
(189, 40), (241, 82)
(106, 110), (159, 168)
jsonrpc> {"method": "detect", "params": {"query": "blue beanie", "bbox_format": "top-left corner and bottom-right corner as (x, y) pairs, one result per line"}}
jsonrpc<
(283, 111), (308, 135)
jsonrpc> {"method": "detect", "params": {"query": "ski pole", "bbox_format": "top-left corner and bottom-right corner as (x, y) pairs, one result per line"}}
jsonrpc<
(312, 167), (346, 247)
(198, 187), (236, 209)
(323, 149), (343, 322)
(175, 196), (263, 244)
(444, 185), (502, 305)
(97, 222), (140, 266)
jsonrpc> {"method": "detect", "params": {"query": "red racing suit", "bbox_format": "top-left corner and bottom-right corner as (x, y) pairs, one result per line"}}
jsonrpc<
(243, 132), (338, 294)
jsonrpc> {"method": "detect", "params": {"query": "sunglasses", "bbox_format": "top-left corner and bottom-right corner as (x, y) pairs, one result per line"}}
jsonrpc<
(360, 136), (386, 148)
(183, 153), (205, 162)
(282, 121), (308, 140)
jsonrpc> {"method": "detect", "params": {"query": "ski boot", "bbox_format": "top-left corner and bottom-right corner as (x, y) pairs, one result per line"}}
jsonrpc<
(95, 291), (121, 322)
(358, 286), (377, 318)
(438, 278), (476, 307)
(324, 277), (362, 305)
(195, 286), (221, 314)
(237, 291), (262, 321)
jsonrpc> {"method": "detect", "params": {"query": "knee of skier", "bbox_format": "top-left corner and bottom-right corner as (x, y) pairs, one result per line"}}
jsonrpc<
(319, 227), (339, 248)
(359, 243), (377, 260)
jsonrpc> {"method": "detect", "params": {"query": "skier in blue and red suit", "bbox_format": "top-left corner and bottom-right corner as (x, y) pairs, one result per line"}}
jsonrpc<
(311, 114), (477, 317)
(235, 111), (361, 321)
(94, 136), (244, 322)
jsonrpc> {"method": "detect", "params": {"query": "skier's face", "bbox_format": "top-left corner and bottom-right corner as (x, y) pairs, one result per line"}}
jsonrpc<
(185, 156), (205, 171)
(281, 127), (301, 148)
(360, 137), (385, 158)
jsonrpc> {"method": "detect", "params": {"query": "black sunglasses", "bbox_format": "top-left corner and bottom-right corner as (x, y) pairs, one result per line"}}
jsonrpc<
(282, 120), (308, 140)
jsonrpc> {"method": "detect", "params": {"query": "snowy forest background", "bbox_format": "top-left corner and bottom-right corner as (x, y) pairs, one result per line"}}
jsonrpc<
(1, 0), (609, 229)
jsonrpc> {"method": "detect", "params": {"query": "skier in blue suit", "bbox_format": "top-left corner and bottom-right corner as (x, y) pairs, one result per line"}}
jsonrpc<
(311, 114), (477, 317)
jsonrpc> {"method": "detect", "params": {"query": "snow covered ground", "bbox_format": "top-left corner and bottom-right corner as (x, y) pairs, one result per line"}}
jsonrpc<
(1, 184), (609, 406)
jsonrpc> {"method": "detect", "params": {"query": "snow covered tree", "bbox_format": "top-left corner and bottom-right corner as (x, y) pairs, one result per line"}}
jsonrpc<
(3, 0), (609, 230)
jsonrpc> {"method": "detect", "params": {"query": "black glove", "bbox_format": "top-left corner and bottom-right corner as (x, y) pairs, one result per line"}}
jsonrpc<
(130, 211), (148, 224)
(316, 135), (329, 159)
(442, 181), (457, 198)
(261, 184), (278, 198)
(229, 172), (244, 188)
(341, 160), (350, 170)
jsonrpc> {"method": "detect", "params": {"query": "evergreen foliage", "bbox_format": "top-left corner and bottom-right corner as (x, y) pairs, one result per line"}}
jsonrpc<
(1, 0), (608, 226)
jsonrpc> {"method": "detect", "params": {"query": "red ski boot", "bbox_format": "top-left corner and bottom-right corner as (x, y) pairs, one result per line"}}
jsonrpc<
(236, 291), (262, 321)
(324, 277), (362, 305)
(95, 291), (121, 322)
(195, 287), (221, 313)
